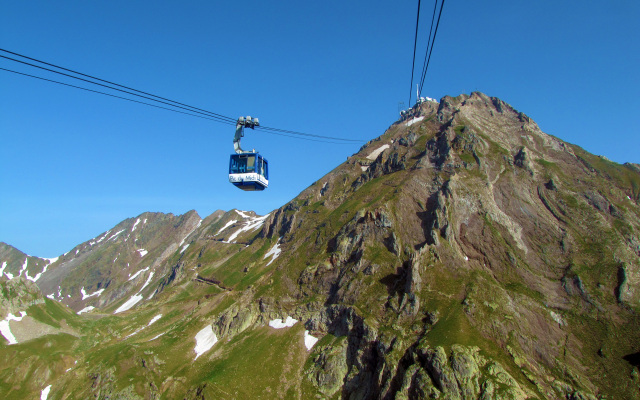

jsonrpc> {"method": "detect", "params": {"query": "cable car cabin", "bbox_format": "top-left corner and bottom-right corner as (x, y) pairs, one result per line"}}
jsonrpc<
(228, 153), (269, 191)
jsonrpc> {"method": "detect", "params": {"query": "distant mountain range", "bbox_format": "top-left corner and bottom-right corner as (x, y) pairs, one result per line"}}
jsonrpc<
(1, 92), (639, 399)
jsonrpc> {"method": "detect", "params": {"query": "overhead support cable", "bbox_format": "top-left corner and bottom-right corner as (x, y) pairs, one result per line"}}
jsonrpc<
(0, 54), (234, 124)
(0, 48), (236, 123)
(0, 48), (365, 144)
(418, 0), (445, 96)
(0, 67), (237, 125)
(417, 0), (439, 96)
(408, 0), (422, 108)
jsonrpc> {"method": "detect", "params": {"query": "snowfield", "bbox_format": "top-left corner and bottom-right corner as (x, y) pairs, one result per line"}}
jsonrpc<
(77, 306), (95, 315)
(406, 116), (425, 126)
(194, 325), (218, 360)
(367, 144), (390, 160)
(81, 287), (105, 300)
(216, 219), (238, 236)
(304, 330), (319, 350)
(114, 271), (155, 314)
(128, 267), (150, 281)
(226, 213), (271, 243)
(0, 311), (27, 345)
(137, 249), (148, 257)
(269, 316), (298, 329)
(41, 384), (51, 400)
(264, 238), (282, 266)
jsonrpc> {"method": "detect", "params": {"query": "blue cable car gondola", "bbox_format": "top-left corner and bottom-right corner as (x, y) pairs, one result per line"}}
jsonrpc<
(229, 152), (269, 191)
(228, 116), (269, 191)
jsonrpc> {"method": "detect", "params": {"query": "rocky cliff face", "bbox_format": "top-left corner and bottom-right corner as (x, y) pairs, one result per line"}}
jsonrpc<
(1, 92), (639, 400)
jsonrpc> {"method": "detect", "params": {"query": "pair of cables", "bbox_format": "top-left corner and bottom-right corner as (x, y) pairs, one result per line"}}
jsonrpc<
(0, 48), (362, 144)
(408, 0), (446, 106)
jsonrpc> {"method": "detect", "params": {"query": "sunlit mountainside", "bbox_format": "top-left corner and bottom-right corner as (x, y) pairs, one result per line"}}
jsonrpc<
(1, 92), (640, 399)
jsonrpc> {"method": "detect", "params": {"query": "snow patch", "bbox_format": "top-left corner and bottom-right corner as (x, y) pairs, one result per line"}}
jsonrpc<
(304, 330), (319, 350)
(96, 231), (110, 244)
(178, 219), (202, 247)
(114, 272), (155, 314)
(406, 116), (424, 126)
(367, 144), (390, 160)
(180, 244), (190, 254)
(148, 314), (162, 326)
(45, 257), (59, 264)
(107, 229), (125, 242)
(226, 213), (270, 243)
(75, 249), (79, 255)
(269, 316), (298, 329)
(0, 262), (6, 277)
(77, 306), (95, 315)
(148, 332), (166, 341)
(264, 238), (282, 266)
(46, 294), (55, 300)
(25, 262), (49, 282)
(360, 166), (368, 172)
(18, 258), (28, 277)
(81, 287), (105, 300)
(128, 267), (150, 281)
(194, 325), (218, 360)
(464, 256), (469, 261)
(137, 249), (148, 257)
(114, 294), (143, 314)
(216, 220), (238, 236)
(41, 385), (52, 400)
(132, 218), (141, 232)
(234, 210), (251, 219)
(0, 311), (27, 344)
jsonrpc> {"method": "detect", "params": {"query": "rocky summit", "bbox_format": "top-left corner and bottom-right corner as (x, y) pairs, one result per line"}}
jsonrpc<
(1, 92), (639, 399)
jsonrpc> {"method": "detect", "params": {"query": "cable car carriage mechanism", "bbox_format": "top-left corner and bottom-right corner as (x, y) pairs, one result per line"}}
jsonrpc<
(228, 116), (269, 191)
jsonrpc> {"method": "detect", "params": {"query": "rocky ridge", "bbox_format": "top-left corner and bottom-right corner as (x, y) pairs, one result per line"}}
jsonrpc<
(0, 92), (639, 399)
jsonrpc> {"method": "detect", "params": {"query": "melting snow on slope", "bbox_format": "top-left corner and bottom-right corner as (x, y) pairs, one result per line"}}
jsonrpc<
(264, 238), (282, 266)
(41, 385), (52, 400)
(25, 262), (49, 283)
(45, 257), (59, 264)
(18, 258), (29, 277)
(148, 314), (162, 326)
(125, 314), (162, 339)
(96, 231), (110, 244)
(0, 311), (27, 344)
(107, 229), (125, 242)
(269, 316), (298, 329)
(406, 116), (425, 126)
(148, 331), (166, 341)
(304, 330), (319, 350)
(137, 249), (148, 257)
(81, 287), (105, 300)
(235, 210), (251, 219)
(129, 267), (150, 281)
(226, 213), (271, 243)
(114, 271), (155, 314)
(132, 218), (141, 232)
(178, 219), (202, 248)
(216, 219), (237, 236)
(194, 325), (218, 360)
(77, 306), (95, 315)
(367, 144), (390, 160)
(0, 262), (6, 277)
(180, 244), (190, 253)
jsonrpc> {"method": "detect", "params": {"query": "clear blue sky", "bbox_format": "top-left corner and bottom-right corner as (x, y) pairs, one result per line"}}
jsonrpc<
(1, 1), (638, 257)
